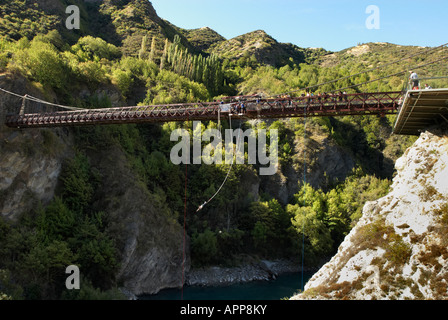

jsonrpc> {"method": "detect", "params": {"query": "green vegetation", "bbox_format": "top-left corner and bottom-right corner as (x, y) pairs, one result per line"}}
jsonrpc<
(288, 169), (391, 264)
(0, 1), (434, 300)
(0, 153), (122, 300)
(0, 1), (60, 41)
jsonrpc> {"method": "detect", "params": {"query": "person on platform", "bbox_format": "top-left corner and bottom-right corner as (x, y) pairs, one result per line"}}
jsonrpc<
(409, 71), (419, 90)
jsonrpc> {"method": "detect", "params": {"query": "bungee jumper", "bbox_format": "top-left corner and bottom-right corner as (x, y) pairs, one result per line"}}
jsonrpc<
(196, 201), (207, 212)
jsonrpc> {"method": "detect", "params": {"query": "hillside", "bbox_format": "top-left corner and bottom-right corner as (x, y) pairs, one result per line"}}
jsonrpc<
(209, 29), (328, 67)
(179, 26), (226, 52)
(292, 126), (448, 300)
(0, 0), (446, 300)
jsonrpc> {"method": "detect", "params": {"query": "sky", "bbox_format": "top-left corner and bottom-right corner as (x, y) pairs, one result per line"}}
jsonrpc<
(151, 0), (448, 52)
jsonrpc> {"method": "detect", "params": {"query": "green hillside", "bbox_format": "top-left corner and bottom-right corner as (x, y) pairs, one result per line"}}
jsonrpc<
(208, 29), (328, 68)
(1, 0), (445, 300)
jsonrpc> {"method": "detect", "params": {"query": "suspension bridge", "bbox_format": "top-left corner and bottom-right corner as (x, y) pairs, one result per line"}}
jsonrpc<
(4, 91), (402, 128)
(2, 42), (448, 135)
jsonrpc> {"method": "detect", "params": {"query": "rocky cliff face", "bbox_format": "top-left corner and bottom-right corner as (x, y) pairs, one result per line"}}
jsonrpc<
(0, 72), (74, 221)
(86, 144), (188, 296)
(0, 70), (187, 296)
(0, 128), (72, 221)
(292, 127), (448, 300)
(0, 126), (188, 296)
(262, 128), (356, 206)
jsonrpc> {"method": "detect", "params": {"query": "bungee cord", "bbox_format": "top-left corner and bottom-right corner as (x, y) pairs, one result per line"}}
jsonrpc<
(196, 113), (243, 212)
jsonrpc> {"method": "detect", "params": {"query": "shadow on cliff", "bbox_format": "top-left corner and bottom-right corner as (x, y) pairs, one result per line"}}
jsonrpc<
(326, 116), (395, 180)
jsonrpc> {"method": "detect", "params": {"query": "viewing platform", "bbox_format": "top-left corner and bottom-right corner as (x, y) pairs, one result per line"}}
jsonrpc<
(393, 88), (448, 135)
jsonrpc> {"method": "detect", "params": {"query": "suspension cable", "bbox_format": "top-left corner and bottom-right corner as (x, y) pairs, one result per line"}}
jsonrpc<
(0, 86), (84, 111)
(268, 42), (448, 99)
(329, 54), (448, 93)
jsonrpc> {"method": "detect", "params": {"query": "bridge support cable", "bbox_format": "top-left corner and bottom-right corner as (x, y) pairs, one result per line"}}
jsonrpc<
(269, 42), (448, 100)
(0, 88), (86, 113)
(332, 55), (448, 94)
(301, 104), (307, 290)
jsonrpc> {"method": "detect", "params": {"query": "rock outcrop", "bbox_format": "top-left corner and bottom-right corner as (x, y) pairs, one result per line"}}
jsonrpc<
(186, 260), (299, 287)
(86, 144), (188, 296)
(0, 130), (70, 221)
(292, 128), (448, 300)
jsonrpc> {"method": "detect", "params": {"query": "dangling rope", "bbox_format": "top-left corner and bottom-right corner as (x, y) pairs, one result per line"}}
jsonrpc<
(181, 114), (190, 300)
(196, 113), (242, 213)
(181, 160), (188, 300)
(301, 104), (307, 290)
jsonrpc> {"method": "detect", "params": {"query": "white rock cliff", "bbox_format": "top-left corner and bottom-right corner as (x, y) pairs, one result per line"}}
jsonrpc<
(292, 128), (448, 300)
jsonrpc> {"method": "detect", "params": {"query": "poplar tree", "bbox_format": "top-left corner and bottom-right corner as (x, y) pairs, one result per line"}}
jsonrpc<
(149, 37), (156, 63)
(138, 35), (147, 60)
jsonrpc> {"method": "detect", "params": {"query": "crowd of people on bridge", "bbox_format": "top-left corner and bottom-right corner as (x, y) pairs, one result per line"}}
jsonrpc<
(220, 90), (354, 115)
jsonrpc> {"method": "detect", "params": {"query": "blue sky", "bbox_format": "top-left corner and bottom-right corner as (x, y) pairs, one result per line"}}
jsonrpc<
(151, 0), (448, 52)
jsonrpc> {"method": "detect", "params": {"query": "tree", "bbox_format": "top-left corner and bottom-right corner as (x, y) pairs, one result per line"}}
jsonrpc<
(252, 221), (268, 250)
(191, 229), (218, 266)
(72, 36), (121, 61)
(290, 205), (333, 258)
(138, 35), (147, 60)
(112, 68), (133, 96)
(60, 153), (95, 214)
(36, 198), (76, 243)
(149, 37), (156, 63)
(14, 39), (68, 89)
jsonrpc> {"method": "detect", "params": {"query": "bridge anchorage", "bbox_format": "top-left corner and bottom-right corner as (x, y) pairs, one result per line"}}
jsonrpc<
(5, 91), (403, 129)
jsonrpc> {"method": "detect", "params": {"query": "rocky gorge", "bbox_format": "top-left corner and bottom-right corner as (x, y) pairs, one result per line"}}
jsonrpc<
(0, 71), (356, 297)
(291, 126), (448, 300)
(1, 0), (446, 301)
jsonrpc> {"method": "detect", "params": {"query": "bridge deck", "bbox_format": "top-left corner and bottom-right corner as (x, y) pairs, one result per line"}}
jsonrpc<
(5, 91), (403, 128)
(393, 88), (448, 135)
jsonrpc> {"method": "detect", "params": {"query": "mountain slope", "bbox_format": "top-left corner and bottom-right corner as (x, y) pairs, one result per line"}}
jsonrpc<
(179, 27), (226, 52)
(292, 126), (448, 300)
(1, 0), (446, 300)
(209, 30), (328, 67)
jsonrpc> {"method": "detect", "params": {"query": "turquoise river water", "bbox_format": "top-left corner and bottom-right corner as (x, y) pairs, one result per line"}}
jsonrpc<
(140, 272), (314, 300)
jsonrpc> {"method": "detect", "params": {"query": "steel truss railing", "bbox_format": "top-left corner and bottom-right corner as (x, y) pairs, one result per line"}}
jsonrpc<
(5, 91), (403, 128)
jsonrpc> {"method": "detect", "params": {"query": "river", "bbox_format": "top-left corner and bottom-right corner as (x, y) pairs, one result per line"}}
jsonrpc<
(140, 272), (314, 300)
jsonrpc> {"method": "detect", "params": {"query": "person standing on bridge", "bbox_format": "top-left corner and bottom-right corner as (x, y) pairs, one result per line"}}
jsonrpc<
(409, 71), (419, 90)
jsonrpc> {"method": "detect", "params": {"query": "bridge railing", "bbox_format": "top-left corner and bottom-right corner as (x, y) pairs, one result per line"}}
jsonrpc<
(404, 76), (448, 91)
(5, 91), (405, 128)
